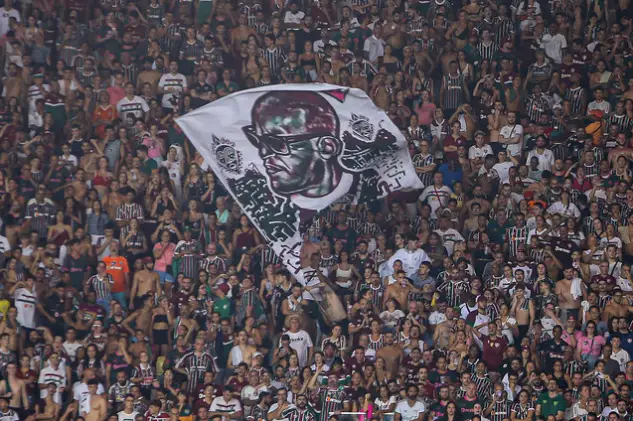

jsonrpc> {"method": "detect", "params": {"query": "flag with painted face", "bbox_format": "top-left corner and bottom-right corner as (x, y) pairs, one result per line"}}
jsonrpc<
(176, 84), (422, 283)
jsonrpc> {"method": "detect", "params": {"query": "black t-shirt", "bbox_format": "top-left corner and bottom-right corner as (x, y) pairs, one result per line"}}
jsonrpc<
(550, 237), (578, 268)
(538, 338), (566, 372)
(192, 82), (215, 108)
(45, 294), (66, 319)
(430, 401), (450, 420)
(327, 225), (357, 252)
(63, 254), (89, 290)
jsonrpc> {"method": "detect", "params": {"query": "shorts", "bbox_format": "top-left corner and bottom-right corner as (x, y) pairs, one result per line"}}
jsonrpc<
(153, 329), (170, 345)
(11, 407), (33, 420)
(156, 270), (175, 283)
(180, 60), (196, 76)
(134, 294), (150, 310)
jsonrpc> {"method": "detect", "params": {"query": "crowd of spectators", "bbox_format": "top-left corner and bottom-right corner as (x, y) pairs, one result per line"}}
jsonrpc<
(1, 0), (633, 420)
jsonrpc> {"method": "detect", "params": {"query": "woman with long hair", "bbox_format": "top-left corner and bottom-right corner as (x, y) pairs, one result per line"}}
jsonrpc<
(575, 321), (605, 370)
(511, 390), (535, 421)
(77, 343), (106, 381)
(47, 211), (73, 247)
(232, 215), (262, 261)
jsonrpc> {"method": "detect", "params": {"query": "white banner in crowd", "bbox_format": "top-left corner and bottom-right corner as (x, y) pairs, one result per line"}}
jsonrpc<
(177, 83), (422, 284)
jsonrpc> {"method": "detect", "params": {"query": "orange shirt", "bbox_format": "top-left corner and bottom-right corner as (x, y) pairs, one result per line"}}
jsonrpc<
(102, 255), (129, 293)
(93, 105), (118, 139)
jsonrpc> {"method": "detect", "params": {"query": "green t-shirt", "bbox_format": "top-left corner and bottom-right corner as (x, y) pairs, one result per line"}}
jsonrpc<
(487, 220), (512, 245)
(353, 27), (372, 50)
(332, 31), (354, 45)
(142, 158), (158, 175)
(213, 296), (232, 318)
(168, 125), (186, 148)
(537, 392), (566, 418)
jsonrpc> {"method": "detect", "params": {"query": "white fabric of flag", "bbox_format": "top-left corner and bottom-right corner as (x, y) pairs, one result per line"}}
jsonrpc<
(177, 83), (422, 284)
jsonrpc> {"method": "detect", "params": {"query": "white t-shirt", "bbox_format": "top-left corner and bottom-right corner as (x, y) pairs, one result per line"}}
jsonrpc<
(547, 201), (581, 218)
(26, 83), (50, 111)
(428, 311), (447, 326)
(501, 316), (517, 344)
(63, 341), (83, 362)
(499, 124), (524, 157)
(158, 73), (187, 109)
(116, 96), (149, 122)
(0, 235), (10, 254)
(419, 185), (452, 218)
(160, 159), (183, 188)
(14, 288), (37, 328)
(73, 381), (105, 415)
(375, 396), (397, 411)
(363, 35), (386, 65)
(210, 396), (242, 413)
(379, 309), (405, 328)
(395, 399), (426, 421)
(434, 228), (465, 255)
(540, 33), (567, 64)
(301, 266), (329, 301)
(469, 144), (493, 160)
(117, 410), (139, 421)
(285, 330), (313, 367)
(39, 365), (67, 403)
(283, 10), (305, 26)
(587, 100), (611, 115)
(0, 409), (19, 421)
(491, 161), (514, 184)
(0, 7), (20, 37)
(526, 148), (555, 171)
(611, 348), (630, 371)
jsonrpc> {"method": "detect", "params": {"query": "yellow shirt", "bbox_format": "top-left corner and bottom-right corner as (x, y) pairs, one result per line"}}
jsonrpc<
(0, 299), (10, 321)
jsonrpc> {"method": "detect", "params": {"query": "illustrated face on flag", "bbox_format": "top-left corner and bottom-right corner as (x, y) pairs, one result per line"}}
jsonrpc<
(177, 84), (422, 282)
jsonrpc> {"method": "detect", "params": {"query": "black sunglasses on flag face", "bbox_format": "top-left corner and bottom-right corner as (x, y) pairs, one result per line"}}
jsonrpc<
(243, 125), (328, 156)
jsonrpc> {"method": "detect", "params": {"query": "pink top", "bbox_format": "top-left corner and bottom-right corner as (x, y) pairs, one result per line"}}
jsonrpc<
(416, 103), (436, 126)
(575, 332), (605, 357)
(143, 136), (164, 159)
(359, 403), (373, 421)
(153, 242), (176, 272)
(107, 86), (125, 107)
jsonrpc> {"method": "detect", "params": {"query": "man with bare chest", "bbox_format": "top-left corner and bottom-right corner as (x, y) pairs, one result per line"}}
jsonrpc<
(130, 257), (161, 310)
(375, 332), (404, 377)
(603, 288), (633, 323)
(383, 271), (416, 309)
(0, 363), (28, 414)
(555, 268), (583, 320)
(371, 73), (392, 111)
(433, 308), (457, 349)
(231, 13), (257, 53)
(128, 329), (152, 361)
(85, 379), (107, 421)
(70, 169), (89, 203)
(383, 11), (405, 53)
(0, 308), (19, 353)
(123, 297), (154, 337)
(440, 43), (459, 75)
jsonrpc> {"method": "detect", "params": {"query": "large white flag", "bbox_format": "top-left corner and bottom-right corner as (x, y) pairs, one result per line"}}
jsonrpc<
(177, 84), (422, 283)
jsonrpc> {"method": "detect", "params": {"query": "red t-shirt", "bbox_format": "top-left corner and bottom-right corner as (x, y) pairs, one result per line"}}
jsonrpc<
(444, 134), (466, 161)
(481, 335), (507, 371)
